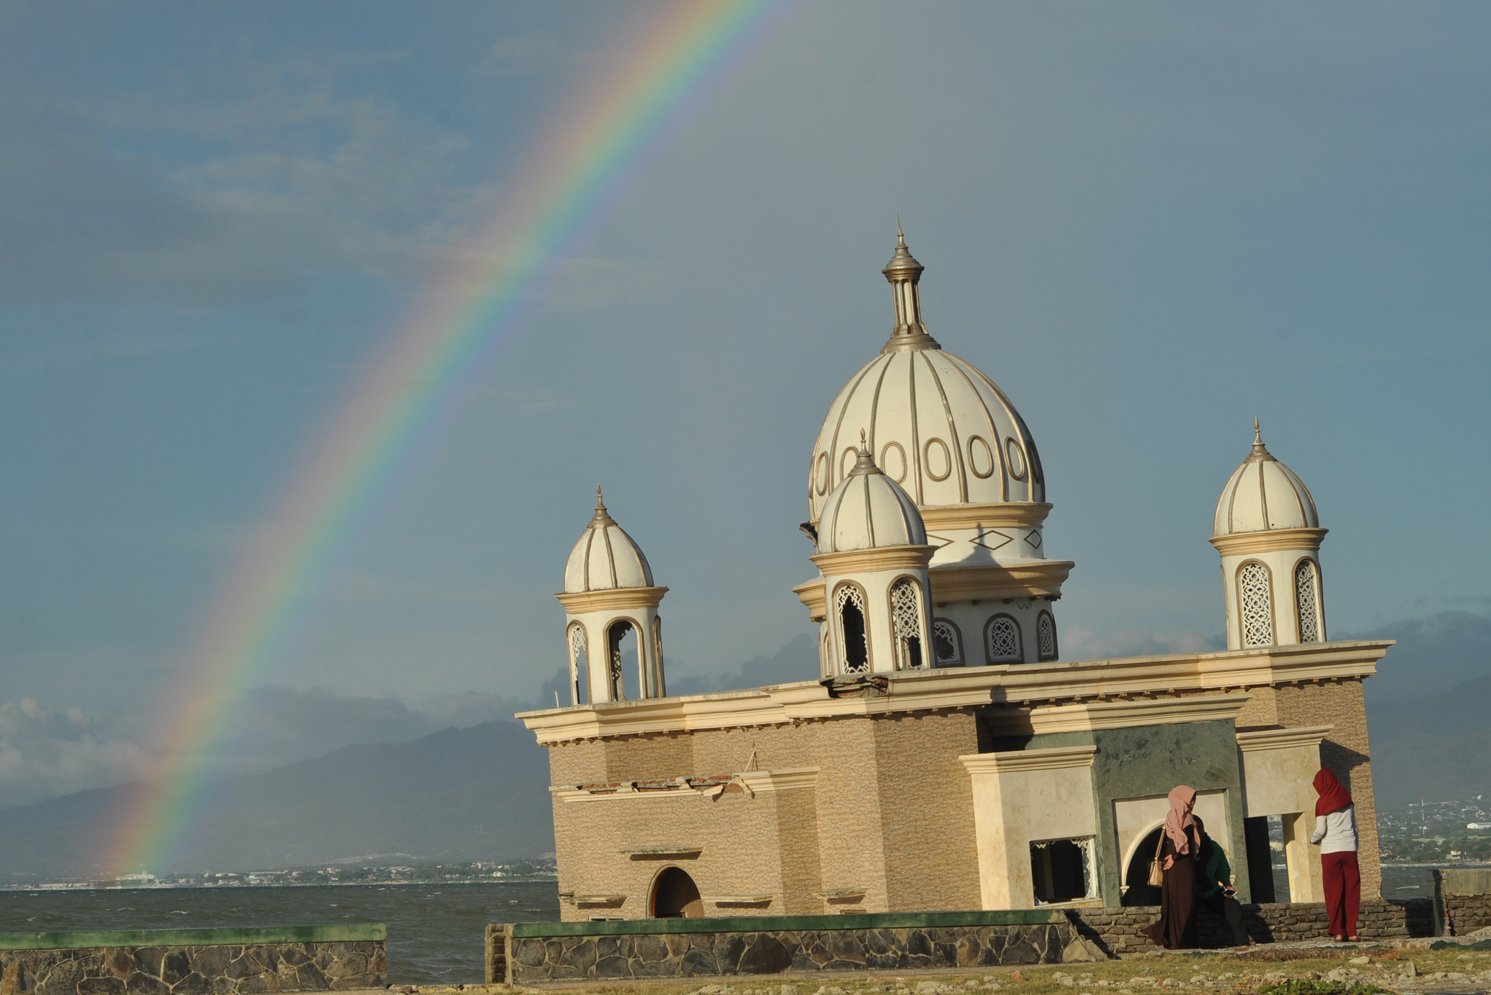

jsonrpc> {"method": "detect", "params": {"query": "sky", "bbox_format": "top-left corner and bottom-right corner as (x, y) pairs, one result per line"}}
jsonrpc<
(2, 1), (1489, 808)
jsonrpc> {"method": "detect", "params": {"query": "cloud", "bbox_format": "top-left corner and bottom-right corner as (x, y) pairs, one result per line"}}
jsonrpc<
(0, 698), (159, 807)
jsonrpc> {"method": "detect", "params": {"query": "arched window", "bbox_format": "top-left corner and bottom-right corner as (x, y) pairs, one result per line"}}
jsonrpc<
(932, 619), (963, 667)
(1036, 610), (1058, 661)
(567, 622), (588, 706)
(651, 867), (703, 918)
(889, 577), (925, 670)
(606, 618), (643, 700)
(986, 614), (1022, 663)
(1239, 562), (1274, 648)
(833, 583), (870, 673)
(1294, 559), (1321, 643)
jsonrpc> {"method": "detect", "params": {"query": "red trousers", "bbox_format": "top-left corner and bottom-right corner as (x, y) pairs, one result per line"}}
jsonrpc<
(1321, 850), (1360, 938)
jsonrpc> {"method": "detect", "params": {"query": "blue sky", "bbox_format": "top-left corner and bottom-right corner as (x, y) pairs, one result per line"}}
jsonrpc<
(2, 1), (1489, 805)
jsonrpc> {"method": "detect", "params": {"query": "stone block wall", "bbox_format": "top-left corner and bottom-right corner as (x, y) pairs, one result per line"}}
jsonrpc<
(1436, 868), (1491, 936)
(0, 926), (385, 995)
(490, 911), (1079, 984)
(1067, 899), (1433, 955)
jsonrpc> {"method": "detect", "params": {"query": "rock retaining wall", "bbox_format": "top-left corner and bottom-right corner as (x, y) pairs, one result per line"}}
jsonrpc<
(1436, 868), (1491, 936)
(490, 911), (1087, 984)
(0, 926), (386, 995)
(1068, 899), (1433, 955)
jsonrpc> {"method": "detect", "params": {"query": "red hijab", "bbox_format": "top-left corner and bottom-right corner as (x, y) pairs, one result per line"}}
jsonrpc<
(1313, 768), (1353, 816)
(1163, 785), (1198, 855)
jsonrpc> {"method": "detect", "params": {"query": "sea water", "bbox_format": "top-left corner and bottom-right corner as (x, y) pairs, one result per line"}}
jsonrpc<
(0, 881), (560, 985)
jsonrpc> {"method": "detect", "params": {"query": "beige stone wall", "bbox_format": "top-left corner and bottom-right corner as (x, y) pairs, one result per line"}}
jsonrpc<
(872, 710), (982, 910)
(1272, 678), (1381, 899)
(798, 718), (891, 912)
(551, 786), (792, 921)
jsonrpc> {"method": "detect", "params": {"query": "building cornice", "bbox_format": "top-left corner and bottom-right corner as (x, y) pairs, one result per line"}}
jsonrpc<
(919, 502), (1052, 531)
(516, 640), (1393, 745)
(810, 545), (935, 575)
(959, 744), (1097, 775)
(1236, 724), (1334, 754)
(979, 693), (1250, 737)
(554, 586), (668, 613)
(1209, 528), (1327, 557)
(929, 562), (1073, 603)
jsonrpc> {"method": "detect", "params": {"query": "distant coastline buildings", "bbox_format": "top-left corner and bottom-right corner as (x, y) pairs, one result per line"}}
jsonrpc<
(518, 233), (1390, 920)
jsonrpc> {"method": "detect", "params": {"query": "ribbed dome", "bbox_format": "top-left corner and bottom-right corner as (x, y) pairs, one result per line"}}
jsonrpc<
(816, 440), (928, 554)
(563, 488), (655, 593)
(1213, 421), (1320, 536)
(807, 234), (1044, 525)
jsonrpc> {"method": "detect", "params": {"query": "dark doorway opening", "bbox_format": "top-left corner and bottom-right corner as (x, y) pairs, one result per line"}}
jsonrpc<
(651, 867), (703, 918)
(1122, 826), (1163, 906)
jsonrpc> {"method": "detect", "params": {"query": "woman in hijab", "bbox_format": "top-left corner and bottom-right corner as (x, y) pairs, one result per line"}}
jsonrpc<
(1311, 767), (1360, 942)
(1141, 785), (1201, 949)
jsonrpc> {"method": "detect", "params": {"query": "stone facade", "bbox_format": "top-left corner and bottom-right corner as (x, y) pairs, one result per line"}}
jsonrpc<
(0, 927), (385, 995)
(524, 641), (1390, 922)
(1069, 899), (1433, 955)
(1436, 869), (1491, 936)
(490, 911), (1082, 985)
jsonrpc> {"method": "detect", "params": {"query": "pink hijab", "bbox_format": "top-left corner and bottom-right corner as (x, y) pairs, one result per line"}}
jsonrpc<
(1163, 785), (1198, 855)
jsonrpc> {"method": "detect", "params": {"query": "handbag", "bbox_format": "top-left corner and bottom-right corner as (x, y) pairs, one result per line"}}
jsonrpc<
(1147, 830), (1166, 887)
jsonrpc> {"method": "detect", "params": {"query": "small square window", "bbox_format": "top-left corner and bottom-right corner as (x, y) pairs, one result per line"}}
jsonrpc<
(1030, 838), (1095, 904)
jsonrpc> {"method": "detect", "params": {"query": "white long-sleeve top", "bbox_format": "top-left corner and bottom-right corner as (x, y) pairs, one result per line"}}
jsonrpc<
(1311, 805), (1359, 854)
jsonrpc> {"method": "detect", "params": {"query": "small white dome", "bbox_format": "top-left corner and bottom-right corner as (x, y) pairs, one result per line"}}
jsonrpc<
(1213, 421), (1320, 536)
(816, 440), (928, 554)
(807, 234), (1043, 524)
(563, 488), (655, 593)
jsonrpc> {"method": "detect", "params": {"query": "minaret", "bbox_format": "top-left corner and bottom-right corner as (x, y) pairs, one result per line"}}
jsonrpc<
(811, 434), (936, 676)
(556, 487), (668, 704)
(1211, 420), (1329, 649)
(881, 226), (941, 352)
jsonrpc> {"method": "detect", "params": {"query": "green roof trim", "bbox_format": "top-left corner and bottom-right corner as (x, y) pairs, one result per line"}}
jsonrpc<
(510, 909), (1059, 938)
(0, 924), (385, 951)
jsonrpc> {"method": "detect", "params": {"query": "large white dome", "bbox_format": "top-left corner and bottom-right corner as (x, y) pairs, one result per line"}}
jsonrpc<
(1213, 421), (1320, 536)
(816, 441), (928, 554)
(807, 234), (1043, 525)
(562, 489), (655, 593)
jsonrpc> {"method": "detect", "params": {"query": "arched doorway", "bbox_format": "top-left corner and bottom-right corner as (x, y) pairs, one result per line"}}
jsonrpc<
(1122, 826), (1164, 906)
(650, 866), (703, 918)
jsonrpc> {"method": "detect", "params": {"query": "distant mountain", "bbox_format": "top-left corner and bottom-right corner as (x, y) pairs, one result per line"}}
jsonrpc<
(1367, 673), (1491, 807)
(0, 720), (551, 880)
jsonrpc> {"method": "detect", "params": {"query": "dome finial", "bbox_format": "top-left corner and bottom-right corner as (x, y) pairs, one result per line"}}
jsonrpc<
(881, 226), (938, 353)
(593, 484), (614, 524)
(1249, 419), (1273, 461)
(850, 429), (880, 475)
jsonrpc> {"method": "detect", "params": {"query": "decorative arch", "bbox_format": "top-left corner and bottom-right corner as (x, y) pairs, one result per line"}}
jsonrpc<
(1120, 823), (1166, 907)
(887, 575), (926, 670)
(651, 614), (666, 697)
(604, 615), (647, 701)
(566, 622), (588, 706)
(832, 581), (870, 674)
(1237, 560), (1274, 648)
(1293, 558), (1322, 643)
(932, 618), (963, 668)
(1036, 609), (1058, 661)
(985, 613), (1023, 663)
(650, 866), (703, 919)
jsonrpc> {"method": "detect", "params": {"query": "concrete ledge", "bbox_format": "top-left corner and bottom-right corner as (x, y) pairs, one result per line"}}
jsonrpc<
(0, 925), (386, 952)
(510, 909), (1059, 938)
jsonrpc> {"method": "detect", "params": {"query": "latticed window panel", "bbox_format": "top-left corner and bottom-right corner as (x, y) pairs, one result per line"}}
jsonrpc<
(890, 578), (925, 669)
(1037, 611), (1057, 661)
(1295, 560), (1321, 642)
(834, 583), (870, 673)
(932, 620), (962, 666)
(987, 615), (1021, 662)
(567, 624), (587, 703)
(1240, 562), (1273, 647)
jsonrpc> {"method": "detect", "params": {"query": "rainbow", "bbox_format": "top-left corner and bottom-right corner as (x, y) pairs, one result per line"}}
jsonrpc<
(106, 0), (788, 877)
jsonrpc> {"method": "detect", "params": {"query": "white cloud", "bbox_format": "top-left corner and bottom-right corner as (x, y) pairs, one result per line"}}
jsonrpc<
(0, 698), (160, 807)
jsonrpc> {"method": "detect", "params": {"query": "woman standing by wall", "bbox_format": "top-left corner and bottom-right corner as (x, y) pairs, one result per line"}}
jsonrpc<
(1311, 768), (1360, 942)
(1142, 785), (1201, 949)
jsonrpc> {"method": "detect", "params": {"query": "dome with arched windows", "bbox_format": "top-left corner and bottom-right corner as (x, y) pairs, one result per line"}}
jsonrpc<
(806, 233), (1044, 526)
(1212, 421), (1321, 537)
(815, 440), (927, 554)
(562, 488), (655, 593)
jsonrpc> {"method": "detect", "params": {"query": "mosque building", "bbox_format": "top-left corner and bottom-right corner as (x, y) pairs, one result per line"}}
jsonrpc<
(518, 233), (1389, 921)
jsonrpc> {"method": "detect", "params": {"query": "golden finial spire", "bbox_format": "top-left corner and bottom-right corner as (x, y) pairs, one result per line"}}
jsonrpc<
(592, 484), (614, 523)
(1248, 419), (1274, 461)
(881, 225), (937, 353)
